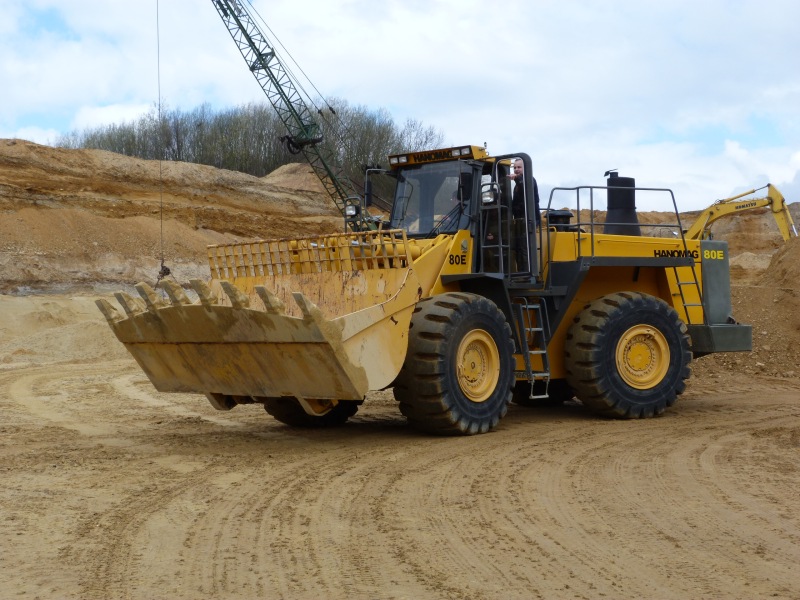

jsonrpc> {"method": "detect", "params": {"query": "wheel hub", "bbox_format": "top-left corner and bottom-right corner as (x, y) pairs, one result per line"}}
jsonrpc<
(616, 325), (670, 389)
(456, 329), (500, 402)
(298, 398), (335, 416)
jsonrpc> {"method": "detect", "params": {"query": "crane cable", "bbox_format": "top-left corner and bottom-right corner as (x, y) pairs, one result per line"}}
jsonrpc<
(155, 0), (171, 284)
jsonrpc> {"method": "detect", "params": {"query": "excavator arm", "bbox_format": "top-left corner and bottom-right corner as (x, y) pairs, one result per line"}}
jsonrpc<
(684, 184), (798, 241)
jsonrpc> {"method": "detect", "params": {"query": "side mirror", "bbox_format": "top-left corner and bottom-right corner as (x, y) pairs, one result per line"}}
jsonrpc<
(364, 179), (373, 207)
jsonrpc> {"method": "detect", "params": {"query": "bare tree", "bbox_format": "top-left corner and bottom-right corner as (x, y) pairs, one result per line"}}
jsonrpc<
(56, 100), (444, 182)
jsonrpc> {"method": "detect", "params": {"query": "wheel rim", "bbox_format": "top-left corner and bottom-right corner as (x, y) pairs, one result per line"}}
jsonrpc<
(615, 325), (670, 389)
(456, 329), (500, 403)
(298, 398), (334, 416)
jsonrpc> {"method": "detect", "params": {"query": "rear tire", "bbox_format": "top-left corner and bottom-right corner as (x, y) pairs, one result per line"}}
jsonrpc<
(565, 292), (691, 418)
(393, 293), (515, 435)
(263, 397), (360, 427)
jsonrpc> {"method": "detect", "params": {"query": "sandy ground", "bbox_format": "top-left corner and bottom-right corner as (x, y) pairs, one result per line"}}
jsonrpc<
(1, 140), (799, 599)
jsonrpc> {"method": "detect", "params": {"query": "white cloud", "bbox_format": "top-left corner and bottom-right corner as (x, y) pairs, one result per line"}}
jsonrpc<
(2, 126), (62, 145)
(70, 103), (154, 130)
(778, 170), (800, 206)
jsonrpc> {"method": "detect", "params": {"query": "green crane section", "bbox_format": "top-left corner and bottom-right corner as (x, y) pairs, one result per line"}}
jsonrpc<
(211, 0), (371, 230)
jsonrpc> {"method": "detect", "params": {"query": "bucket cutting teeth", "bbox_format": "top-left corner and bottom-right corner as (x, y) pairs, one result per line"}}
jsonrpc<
(292, 292), (318, 320)
(189, 279), (218, 307)
(95, 298), (122, 323)
(135, 282), (167, 312)
(219, 280), (250, 309)
(114, 291), (146, 317)
(255, 285), (285, 315)
(160, 279), (192, 306)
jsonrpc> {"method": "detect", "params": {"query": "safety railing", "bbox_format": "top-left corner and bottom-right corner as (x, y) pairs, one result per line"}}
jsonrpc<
(539, 185), (705, 325)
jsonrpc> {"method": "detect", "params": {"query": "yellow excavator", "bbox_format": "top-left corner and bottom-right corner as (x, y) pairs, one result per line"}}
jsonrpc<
(684, 183), (797, 241)
(97, 145), (756, 434)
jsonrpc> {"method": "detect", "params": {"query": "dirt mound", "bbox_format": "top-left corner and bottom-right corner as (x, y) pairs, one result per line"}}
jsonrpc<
(0, 139), (341, 291)
(729, 252), (774, 285)
(0, 207), (231, 291)
(692, 237), (800, 378)
(0, 139), (333, 219)
(758, 234), (800, 289)
(262, 162), (328, 192)
(1, 138), (796, 291)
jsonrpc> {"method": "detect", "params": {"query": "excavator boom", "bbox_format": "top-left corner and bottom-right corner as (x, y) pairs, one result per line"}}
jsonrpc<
(684, 183), (797, 241)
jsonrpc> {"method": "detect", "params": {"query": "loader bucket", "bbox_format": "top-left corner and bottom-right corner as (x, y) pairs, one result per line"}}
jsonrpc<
(97, 230), (422, 404)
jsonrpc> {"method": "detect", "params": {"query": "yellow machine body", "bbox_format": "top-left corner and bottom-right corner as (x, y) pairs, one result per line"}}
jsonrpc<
(98, 144), (756, 434)
(98, 226), (706, 400)
(531, 229), (705, 378)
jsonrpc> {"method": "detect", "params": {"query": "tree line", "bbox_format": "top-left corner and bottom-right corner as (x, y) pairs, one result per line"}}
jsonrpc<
(56, 100), (444, 185)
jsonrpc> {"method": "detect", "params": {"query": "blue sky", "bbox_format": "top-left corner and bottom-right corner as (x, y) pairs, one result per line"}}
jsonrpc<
(2, 0), (799, 211)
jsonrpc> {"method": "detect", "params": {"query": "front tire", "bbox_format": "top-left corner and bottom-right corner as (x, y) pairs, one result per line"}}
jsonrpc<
(393, 293), (515, 435)
(263, 397), (360, 427)
(564, 292), (691, 418)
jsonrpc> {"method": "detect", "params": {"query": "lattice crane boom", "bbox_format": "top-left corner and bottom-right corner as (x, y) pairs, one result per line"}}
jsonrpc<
(211, 0), (369, 229)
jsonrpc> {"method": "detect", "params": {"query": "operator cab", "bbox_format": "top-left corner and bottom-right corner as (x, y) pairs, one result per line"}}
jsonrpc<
(389, 159), (473, 236)
(383, 145), (540, 281)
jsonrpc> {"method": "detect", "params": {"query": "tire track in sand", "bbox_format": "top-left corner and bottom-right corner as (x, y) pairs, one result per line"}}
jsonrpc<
(5, 359), (799, 600)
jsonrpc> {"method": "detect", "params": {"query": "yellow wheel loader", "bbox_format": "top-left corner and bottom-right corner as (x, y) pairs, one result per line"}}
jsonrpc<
(98, 145), (753, 435)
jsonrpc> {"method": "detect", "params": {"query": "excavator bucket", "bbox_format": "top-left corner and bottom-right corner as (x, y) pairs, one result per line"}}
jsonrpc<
(97, 230), (422, 406)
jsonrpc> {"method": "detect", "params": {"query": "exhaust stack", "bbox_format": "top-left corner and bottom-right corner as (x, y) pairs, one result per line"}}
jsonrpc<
(604, 170), (641, 236)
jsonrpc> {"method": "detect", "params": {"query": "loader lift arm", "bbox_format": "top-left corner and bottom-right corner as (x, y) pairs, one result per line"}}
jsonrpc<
(684, 183), (798, 241)
(211, 0), (372, 229)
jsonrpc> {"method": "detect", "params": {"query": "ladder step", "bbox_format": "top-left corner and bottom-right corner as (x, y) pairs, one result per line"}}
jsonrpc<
(515, 299), (551, 387)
